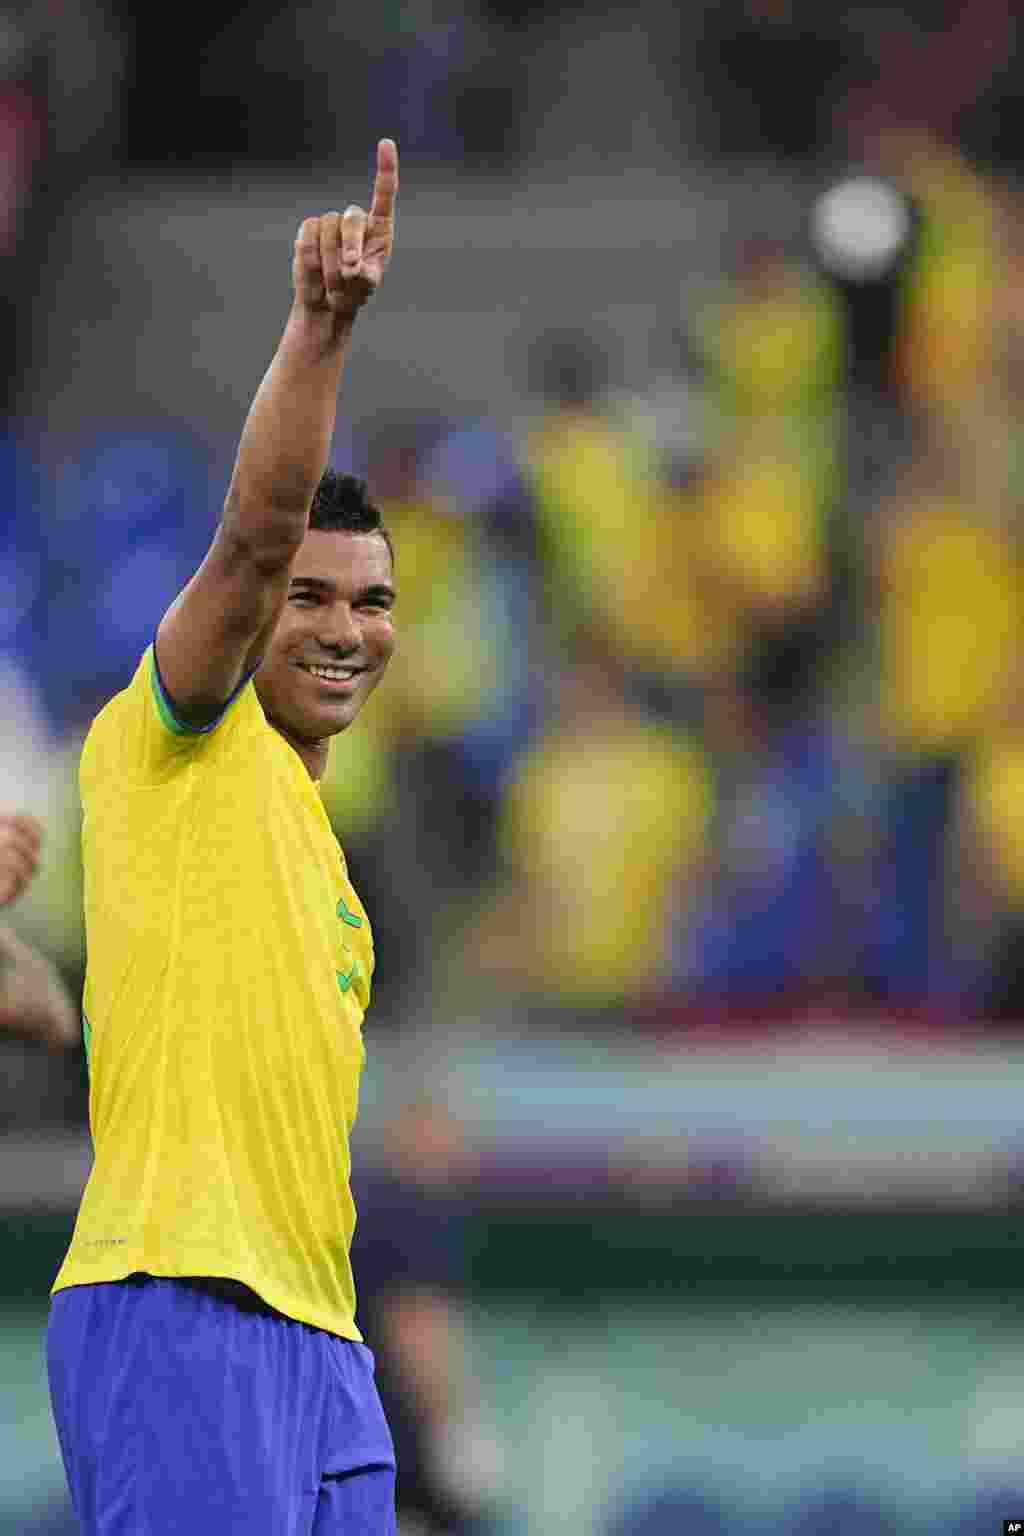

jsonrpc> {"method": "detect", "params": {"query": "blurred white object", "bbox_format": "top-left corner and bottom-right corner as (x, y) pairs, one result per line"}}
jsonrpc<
(810, 175), (912, 283)
(431, 1415), (506, 1507)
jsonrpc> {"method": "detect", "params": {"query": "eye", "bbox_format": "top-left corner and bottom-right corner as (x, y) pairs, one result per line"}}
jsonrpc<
(290, 591), (319, 606)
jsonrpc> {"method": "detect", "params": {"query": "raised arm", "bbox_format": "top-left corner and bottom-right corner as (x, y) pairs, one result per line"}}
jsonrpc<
(156, 139), (399, 724)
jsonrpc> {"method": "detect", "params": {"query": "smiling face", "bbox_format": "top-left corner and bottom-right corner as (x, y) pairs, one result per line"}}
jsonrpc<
(253, 528), (395, 777)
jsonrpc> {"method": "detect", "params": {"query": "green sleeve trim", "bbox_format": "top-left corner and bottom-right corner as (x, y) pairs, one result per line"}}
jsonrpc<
(147, 644), (253, 737)
(82, 1012), (92, 1069)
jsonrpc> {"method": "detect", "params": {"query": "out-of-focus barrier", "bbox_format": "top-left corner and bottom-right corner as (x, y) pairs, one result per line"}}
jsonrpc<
(6, 1024), (1024, 1533)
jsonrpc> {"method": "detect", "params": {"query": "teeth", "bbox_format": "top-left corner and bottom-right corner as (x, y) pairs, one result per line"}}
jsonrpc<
(305, 664), (357, 680)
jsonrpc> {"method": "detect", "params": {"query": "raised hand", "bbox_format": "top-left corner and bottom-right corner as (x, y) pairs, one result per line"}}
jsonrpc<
(0, 812), (42, 908)
(292, 139), (399, 327)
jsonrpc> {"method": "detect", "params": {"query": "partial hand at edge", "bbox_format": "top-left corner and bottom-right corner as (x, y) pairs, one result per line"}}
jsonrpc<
(0, 813), (42, 908)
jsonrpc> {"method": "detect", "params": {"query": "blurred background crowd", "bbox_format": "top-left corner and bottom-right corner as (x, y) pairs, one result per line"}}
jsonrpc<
(5, 1), (1024, 1533)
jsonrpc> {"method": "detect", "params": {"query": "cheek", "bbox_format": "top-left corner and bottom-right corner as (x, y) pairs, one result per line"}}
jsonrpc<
(264, 615), (308, 672)
(372, 621), (396, 664)
(259, 627), (302, 692)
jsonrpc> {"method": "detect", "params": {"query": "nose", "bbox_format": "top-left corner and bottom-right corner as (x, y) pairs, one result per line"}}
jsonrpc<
(317, 601), (361, 654)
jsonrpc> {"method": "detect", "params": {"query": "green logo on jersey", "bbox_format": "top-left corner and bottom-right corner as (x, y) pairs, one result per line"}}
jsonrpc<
(335, 895), (362, 994)
(336, 962), (360, 994)
(336, 897), (363, 928)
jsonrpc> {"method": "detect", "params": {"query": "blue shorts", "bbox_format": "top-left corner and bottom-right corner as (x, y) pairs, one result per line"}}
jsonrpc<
(47, 1275), (396, 1536)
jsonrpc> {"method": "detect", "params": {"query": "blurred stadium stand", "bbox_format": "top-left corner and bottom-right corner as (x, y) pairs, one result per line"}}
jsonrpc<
(6, 1), (1024, 1532)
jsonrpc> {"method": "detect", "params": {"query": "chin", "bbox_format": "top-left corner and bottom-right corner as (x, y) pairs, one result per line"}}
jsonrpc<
(317, 701), (362, 736)
(322, 712), (357, 737)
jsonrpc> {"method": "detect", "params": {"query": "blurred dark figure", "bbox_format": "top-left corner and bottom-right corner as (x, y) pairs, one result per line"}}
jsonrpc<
(23, 1500), (80, 1535)
(3, 3), (121, 406)
(106, 0), (497, 168)
(685, 1), (856, 162)
(604, 1486), (734, 1536)
(784, 1487), (901, 1535)
(809, 174), (918, 412)
(351, 1096), (500, 1536)
(949, 676), (1024, 1023)
(673, 618), (877, 1012)
(528, 328), (611, 411)
(0, 4), (47, 405)
(856, 754), (962, 1012)
(833, 0), (1018, 170)
(953, 1485), (1024, 1535)
(105, 0), (301, 163)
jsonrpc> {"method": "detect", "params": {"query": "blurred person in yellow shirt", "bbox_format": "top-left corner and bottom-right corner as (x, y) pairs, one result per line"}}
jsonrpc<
(461, 635), (712, 1013)
(886, 130), (1001, 414)
(692, 236), (843, 424)
(875, 476), (1021, 755)
(687, 241), (841, 647)
(700, 420), (834, 625)
(525, 251), (840, 701)
(351, 420), (504, 749)
(524, 333), (657, 657)
(526, 331), (747, 689)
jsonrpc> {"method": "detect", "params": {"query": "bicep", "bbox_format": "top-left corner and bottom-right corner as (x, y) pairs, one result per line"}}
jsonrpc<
(155, 520), (296, 726)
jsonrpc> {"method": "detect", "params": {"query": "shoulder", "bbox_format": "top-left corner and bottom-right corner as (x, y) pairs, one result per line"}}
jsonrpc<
(82, 645), (266, 792)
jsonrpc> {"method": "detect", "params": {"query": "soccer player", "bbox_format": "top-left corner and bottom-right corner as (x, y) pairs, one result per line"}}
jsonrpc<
(0, 810), (79, 1050)
(46, 140), (402, 1535)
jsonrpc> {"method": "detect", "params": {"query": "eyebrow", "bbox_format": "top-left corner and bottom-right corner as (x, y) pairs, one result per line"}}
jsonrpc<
(289, 576), (396, 604)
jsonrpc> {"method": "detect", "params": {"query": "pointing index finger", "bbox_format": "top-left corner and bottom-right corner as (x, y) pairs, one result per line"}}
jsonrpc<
(370, 138), (398, 222)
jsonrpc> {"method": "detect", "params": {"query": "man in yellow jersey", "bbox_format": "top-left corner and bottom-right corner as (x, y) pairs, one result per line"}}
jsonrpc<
(47, 140), (402, 1535)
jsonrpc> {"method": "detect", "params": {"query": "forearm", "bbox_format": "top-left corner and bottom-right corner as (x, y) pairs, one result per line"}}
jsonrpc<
(223, 306), (356, 557)
(383, 1289), (464, 1426)
(0, 925), (80, 1052)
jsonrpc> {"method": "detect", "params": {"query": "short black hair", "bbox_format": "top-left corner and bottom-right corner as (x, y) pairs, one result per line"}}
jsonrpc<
(309, 470), (393, 567)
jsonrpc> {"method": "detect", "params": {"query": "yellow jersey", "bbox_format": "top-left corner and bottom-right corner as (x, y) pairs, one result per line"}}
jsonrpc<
(52, 646), (374, 1340)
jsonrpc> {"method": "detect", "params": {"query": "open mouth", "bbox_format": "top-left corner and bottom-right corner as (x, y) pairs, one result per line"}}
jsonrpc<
(297, 661), (364, 690)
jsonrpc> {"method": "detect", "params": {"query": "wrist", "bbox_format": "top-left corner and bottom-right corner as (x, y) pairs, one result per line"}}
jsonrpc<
(282, 302), (356, 363)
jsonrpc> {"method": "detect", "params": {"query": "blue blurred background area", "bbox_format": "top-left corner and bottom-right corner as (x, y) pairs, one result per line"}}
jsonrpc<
(5, 1), (1024, 1532)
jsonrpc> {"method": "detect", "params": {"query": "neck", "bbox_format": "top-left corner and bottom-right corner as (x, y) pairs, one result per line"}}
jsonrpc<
(266, 716), (329, 781)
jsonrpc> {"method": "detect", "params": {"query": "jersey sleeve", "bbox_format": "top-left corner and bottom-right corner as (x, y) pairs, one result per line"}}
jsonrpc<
(81, 644), (258, 789)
